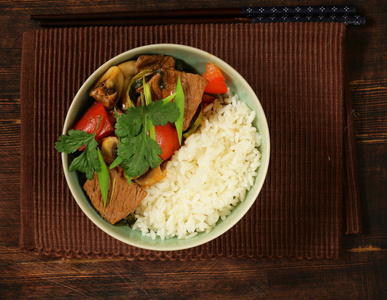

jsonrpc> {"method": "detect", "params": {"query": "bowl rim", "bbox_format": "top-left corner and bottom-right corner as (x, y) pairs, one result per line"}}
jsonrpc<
(61, 43), (270, 251)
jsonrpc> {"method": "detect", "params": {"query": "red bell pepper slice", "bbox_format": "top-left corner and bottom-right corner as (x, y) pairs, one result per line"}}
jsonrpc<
(155, 122), (180, 161)
(202, 63), (228, 94)
(73, 102), (115, 150)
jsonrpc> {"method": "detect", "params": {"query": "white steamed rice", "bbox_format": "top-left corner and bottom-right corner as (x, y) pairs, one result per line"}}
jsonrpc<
(132, 90), (262, 240)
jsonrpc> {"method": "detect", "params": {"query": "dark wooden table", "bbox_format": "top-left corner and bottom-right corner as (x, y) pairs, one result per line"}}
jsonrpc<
(1, 0), (386, 298)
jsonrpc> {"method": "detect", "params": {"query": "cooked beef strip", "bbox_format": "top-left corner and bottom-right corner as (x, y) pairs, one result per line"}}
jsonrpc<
(83, 168), (147, 225)
(135, 55), (176, 73)
(180, 72), (208, 131)
(147, 68), (207, 131)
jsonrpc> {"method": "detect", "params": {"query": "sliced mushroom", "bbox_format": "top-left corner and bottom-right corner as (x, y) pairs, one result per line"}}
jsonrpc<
(100, 136), (120, 164)
(117, 60), (137, 111)
(90, 66), (124, 109)
(117, 60), (136, 86)
(134, 165), (166, 188)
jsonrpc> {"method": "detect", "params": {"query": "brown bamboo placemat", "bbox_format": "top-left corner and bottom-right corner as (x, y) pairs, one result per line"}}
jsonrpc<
(20, 23), (361, 260)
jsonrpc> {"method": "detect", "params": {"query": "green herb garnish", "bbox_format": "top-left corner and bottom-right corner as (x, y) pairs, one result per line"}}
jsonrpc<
(114, 99), (180, 180)
(143, 77), (156, 141)
(97, 148), (109, 207)
(55, 124), (101, 180)
(162, 93), (177, 104)
(56, 118), (110, 206)
(174, 76), (185, 145)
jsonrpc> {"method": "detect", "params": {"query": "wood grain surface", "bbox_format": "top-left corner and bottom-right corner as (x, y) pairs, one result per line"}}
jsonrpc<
(1, 0), (386, 298)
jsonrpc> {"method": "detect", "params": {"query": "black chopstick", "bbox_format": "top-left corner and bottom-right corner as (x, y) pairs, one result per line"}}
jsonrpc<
(31, 5), (357, 21)
(35, 14), (366, 27)
(36, 17), (252, 27)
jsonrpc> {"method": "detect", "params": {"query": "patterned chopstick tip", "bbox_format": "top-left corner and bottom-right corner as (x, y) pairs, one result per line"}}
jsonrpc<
(251, 14), (366, 26)
(242, 5), (357, 16)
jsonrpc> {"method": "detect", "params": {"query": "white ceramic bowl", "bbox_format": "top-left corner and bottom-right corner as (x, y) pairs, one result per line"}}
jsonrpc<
(62, 44), (270, 251)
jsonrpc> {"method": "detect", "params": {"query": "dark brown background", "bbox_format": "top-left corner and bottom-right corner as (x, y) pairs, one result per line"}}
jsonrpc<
(1, 0), (386, 298)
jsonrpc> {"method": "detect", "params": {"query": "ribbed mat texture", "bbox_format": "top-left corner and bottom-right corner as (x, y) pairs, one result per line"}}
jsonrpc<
(20, 23), (360, 260)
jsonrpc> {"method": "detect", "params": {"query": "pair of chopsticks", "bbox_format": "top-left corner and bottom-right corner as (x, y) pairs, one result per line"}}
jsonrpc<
(31, 5), (366, 27)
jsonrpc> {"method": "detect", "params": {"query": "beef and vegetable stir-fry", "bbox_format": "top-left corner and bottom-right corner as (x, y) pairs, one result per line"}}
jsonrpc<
(56, 54), (228, 225)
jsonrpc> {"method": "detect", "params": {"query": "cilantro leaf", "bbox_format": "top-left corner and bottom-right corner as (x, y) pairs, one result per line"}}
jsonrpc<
(117, 133), (162, 179)
(55, 129), (100, 180)
(146, 100), (180, 126)
(55, 129), (94, 153)
(68, 139), (100, 179)
(115, 108), (143, 138)
(114, 97), (180, 180)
